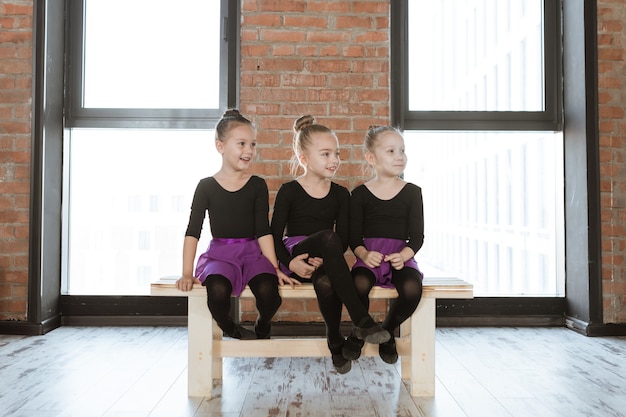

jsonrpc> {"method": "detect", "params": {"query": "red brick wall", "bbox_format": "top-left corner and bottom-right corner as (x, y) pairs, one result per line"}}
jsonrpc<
(239, 0), (391, 322)
(1, 1), (626, 325)
(0, 1), (32, 321)
(597, 0), (626, 323)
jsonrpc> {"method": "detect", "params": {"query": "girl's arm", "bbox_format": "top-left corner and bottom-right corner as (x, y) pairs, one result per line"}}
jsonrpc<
(406, 184), (425, 253)
(350, 186), (383, 268)
(177, 235), (201, 291)
(335, 185), (351, 251)
(270, 184), (295, 268)
(178, 180), (206, 292)
(258, 234), (300, 287)
(387, 184), (423, 270)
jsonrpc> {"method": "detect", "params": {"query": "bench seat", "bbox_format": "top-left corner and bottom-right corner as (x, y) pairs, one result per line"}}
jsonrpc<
(151, 276), (473, 398)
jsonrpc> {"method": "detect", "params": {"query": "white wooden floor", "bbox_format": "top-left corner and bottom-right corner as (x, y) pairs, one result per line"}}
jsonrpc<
(1, 326), (625, 417)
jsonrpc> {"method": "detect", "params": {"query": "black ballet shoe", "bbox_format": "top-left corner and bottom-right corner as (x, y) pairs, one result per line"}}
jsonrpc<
(342, 331), (365, 361)
(354, 318), (391, 344)
(225, 323), (256, 340)
(379, 336), (398, 364)
(254, 320), (271, 339)
(329, 341), (352, 374)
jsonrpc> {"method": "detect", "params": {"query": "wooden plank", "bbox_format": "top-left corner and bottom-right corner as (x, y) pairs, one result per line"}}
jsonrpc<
(187, 295), (213, 397)
(212, 337), (410, 358)
(152, 275), (473, 398)
(4, 327), (626, 416)
(150, 276), (473, 300)
(410, 297), (437, 396)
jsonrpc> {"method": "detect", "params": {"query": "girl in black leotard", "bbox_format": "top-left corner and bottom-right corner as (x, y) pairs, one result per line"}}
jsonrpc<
(271, 115), (390, 374)
(176, 109), (297, 341)
(343, 125), (424, 365)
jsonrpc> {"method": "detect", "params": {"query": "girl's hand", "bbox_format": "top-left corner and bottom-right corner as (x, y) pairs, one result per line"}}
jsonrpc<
(277, 269), (301, 288)
(384, 252), (405, 270)
(307, 256), (324, 269)
(176, 275), (201, 291)
(362, 250), (384, 268)
(289, 253), (316, 279)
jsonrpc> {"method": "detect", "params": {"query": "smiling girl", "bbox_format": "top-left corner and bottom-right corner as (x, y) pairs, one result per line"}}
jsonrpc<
(270, 115), (390, 374)
(176, 109), (296, 341)
(343, 125), (424, 365)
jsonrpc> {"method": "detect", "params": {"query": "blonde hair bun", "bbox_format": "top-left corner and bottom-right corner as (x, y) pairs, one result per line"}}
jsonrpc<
(293, 115), (316, 133)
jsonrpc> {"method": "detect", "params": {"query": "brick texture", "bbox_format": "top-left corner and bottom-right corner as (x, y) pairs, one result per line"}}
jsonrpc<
(1, 1), (625, 324)
(0, 0), (32, 321)
(597, 1), (626, 323)
(239, 0), (391, 322)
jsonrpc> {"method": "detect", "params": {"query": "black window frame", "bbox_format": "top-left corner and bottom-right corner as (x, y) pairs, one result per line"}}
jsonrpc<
(391, 0), (563, 131)
(58, 0), (240, 320)
(19, 0), (609, 335)
(389, 0), (609, 334)
(65, 0), (238, 129)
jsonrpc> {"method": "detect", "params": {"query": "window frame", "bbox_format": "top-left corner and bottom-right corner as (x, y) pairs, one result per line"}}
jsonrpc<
(64, 0), (238, 129)
(386, 0), (609, 334)
(59, 0), (240, 317)
(20, 0), (605, 333)
(391, 0), (563, 131)
(389, 0), (571, 324)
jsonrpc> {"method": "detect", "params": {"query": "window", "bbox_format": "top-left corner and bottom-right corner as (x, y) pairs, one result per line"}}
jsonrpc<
(66, 0), (232, 128)
(82, 1), (220, 109)
(393, 0), (564, 297)
(403, 131), (565, 296)
(62, 0), (237, 295)
(63, 129), (220, 296)
(392, 0), (561, 131)
(409, 1), (544, 112)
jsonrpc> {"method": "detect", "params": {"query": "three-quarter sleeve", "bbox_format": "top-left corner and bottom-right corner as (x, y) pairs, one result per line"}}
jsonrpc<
(406, 184), (424, 253)
(253, 177), (272, 238)
(349, 185), (365, 252)
(185, 179), (208, 239)
(270, 183), (293, 267)
(333, 184), (350, 252)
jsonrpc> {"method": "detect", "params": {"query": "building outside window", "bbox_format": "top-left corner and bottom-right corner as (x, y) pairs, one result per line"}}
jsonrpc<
(62, 0), (230, 295)
(399, 0), (564, 296)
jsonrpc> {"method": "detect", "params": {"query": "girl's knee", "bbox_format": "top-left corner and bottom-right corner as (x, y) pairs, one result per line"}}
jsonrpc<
(353, 276), (373, 296)
(399, 280), (422, 301)
(312, 274), (334, 295)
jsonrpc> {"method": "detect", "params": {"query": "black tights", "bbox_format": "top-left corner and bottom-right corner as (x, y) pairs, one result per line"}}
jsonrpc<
(311, 273), (344, 345)
(352, 266), (423, 333)
(292, 230), (374, 342)
(204, 273), (281, 335)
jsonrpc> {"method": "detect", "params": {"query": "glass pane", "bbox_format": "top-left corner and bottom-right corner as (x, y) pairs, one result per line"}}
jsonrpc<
(63, 129), (222, 295)
(84, 0), (220, 109)
(408, 0), (545, 112)
(403, 131), (564, 296)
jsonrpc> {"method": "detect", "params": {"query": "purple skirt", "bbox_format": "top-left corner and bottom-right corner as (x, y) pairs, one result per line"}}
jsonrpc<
(278, 235), (308, 275)
(195, 237), (276, 296)
(352, 238), (421, 288)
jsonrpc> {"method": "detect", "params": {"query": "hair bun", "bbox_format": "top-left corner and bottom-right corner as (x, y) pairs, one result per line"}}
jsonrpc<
(367, 125), (383, 133)
(293, 115), (316, 133)
(223, 108), (242, 118)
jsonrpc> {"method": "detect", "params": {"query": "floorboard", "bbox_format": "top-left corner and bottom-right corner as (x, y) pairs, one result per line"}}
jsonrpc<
(0, 326), (625, 417)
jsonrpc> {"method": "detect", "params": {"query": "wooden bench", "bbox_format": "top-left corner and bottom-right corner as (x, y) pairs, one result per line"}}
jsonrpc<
(151, 276), (473, 398)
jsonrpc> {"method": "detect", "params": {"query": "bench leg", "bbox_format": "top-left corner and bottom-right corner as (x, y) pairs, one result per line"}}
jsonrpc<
(187, 296), (213, 398)
(400, 318), (411, 379)
(410, 297), (436, 396)
(212, 319), (222, 379)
